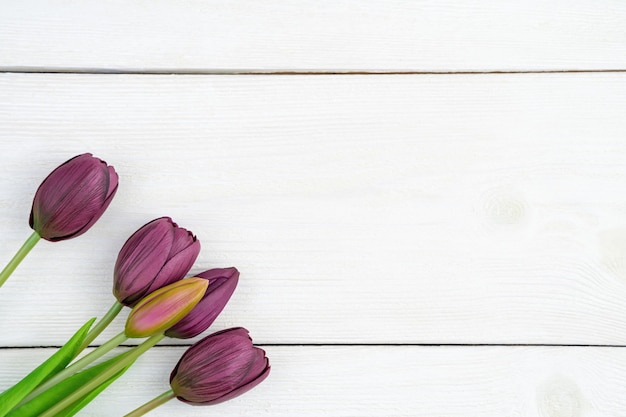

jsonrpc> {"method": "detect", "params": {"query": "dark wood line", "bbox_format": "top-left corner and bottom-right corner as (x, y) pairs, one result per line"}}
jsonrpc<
(2, 343), (626, 349)
(1, 68), (626, 76)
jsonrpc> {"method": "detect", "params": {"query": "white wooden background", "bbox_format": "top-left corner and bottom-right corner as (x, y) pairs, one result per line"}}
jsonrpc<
(1, 1), (626, 416)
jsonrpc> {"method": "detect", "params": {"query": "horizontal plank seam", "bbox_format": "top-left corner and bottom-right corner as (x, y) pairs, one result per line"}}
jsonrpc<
(2, 343), (626, 349)
(1, 69), (626, 76)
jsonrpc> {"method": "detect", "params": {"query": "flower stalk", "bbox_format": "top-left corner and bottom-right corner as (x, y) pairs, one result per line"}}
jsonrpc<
(124, 390), (176, 417)
(23, 331), (128, 404)
(0, 232), (40, 288)
(79, 301), (124, 352)
(39, 333), (165, 417)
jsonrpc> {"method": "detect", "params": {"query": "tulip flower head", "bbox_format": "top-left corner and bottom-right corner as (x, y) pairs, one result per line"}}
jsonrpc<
(125, 278), (209, 338)
(165, 267), (239, 339)
(113, 217), (200, 307)
(29, 153), (118, 241)
(170, 327), (270, 405)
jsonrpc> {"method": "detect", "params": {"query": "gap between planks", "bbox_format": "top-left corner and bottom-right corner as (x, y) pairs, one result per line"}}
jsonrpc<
(2, 343), (626, 350)
(1, 68), (626, 75)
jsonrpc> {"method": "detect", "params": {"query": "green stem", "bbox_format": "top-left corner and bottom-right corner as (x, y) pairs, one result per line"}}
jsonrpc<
(124, 390), (175, 417)
(39, 333), (165, 417)
(0, 231), (40, 287)
(79, 301), (124, 352)
(21, 332), (128, 404)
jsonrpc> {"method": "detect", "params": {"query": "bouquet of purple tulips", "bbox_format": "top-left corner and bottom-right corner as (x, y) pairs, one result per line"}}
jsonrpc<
(0, 154), (270, 416)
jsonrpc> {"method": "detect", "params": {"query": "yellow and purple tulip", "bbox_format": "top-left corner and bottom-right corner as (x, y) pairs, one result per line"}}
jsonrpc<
(170, 327), (270, 405)
(165, 267), (239, 339)
(29, 153), (118, 241)
(125, 278), (209, 338)
(113, 217), (200, 307)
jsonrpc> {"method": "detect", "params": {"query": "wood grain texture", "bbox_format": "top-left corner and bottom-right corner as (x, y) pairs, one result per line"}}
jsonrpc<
(1, 345), (626, 416)
(1, 0), (626, 72)
(1, 73), (626, 346)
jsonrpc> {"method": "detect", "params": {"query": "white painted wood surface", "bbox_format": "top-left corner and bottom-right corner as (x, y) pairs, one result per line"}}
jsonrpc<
(1, 73), (626, 346)
(2, 345), (626, 416)
(1, 0), (626, 72)
(1, 2), (626, 416)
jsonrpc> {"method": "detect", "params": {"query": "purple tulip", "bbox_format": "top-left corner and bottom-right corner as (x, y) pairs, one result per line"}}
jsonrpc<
(165, 268), (239, 339)
(170, 327), (270, 405)
(113, 217), (200, 307)
(29, 153), (118, 242)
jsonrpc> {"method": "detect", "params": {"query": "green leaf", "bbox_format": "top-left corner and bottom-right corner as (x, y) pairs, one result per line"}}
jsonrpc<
(7, 351), (134, 417)
(55, 363), (132, 417)
(0, 318), (95, 417)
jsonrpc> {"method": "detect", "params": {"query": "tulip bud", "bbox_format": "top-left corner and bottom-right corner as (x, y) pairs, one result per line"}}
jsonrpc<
(170, 327), (270, 405)
(165, 267), (239, 339)
(125, 278), (209, 338)
(29, 153), (118, 242)
(113, 217), (200, 307)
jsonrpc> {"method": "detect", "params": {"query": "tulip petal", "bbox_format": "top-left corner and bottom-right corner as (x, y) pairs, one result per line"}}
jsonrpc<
(113, 217), (201, 307)
(125, 278), (208, 338)
(106, 166), (119, 199)
(205, 357), (270, 405)
(30, 154), (115, 241)
(169, 227), (195, 258)
(170, 328), (269, 405)
(113, 218), (174, 306)
(146, 237), (200, 297)
(65, 163), (119, 241)
(165, 268), (238, 339)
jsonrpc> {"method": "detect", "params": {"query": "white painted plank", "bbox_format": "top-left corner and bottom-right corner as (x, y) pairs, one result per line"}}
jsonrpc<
(1, 73), (626, 345)
(1, 345), (625, 416)
(1, 1), (626, 72)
